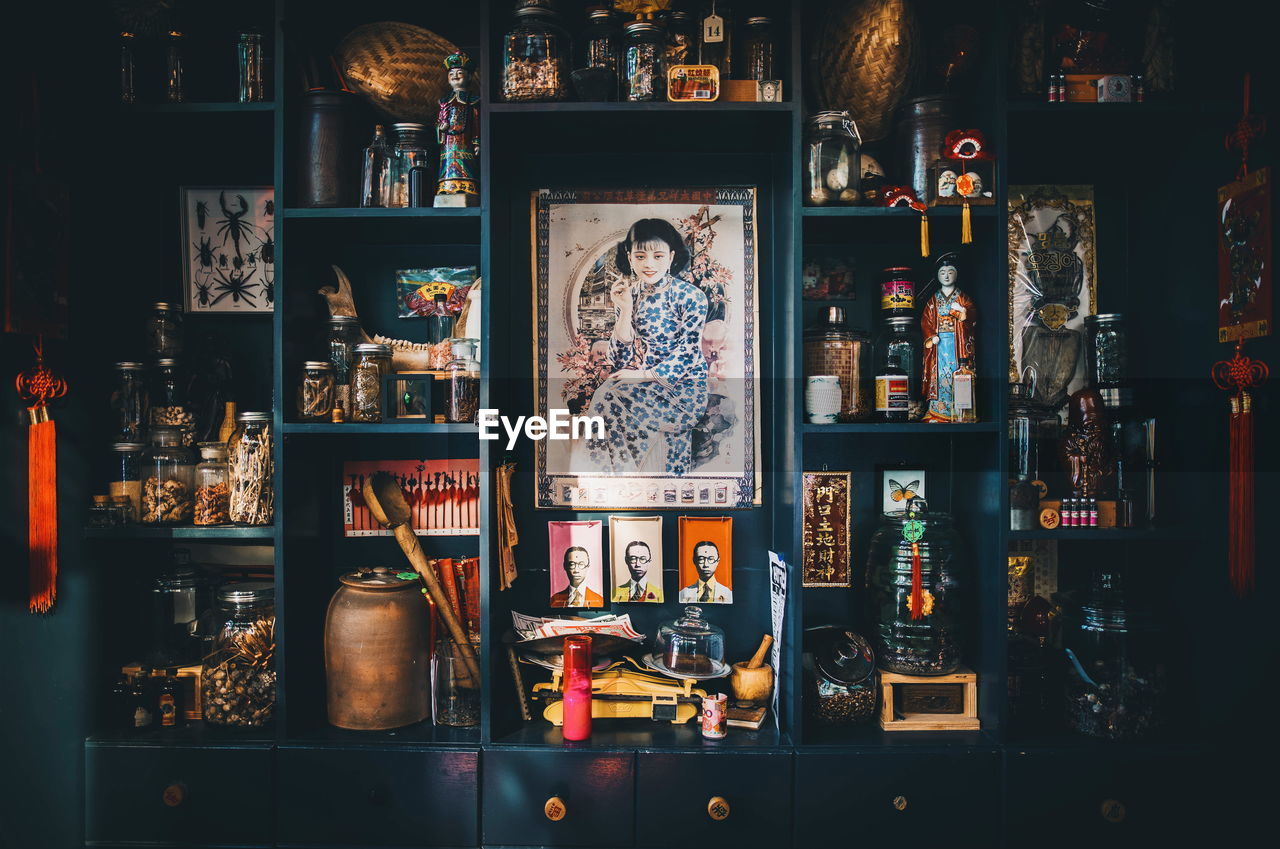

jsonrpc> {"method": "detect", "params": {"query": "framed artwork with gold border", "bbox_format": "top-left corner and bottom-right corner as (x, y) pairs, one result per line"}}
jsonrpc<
(802, 471), (852, 587)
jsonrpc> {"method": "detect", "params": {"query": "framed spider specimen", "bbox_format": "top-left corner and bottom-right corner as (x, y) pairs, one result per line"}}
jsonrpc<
(180, 186), (275, 313)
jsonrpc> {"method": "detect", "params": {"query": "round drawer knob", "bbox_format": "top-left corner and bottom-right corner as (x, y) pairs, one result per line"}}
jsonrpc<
(162, 783), (186, 808)
(707, 796), (731, 821)
(892, 795), (908, 812)
(544, 796), (567, 822)
(1101, 799), (1126, 823)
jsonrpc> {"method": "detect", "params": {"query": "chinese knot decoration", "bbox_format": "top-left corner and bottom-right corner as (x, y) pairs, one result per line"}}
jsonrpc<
(15, 337), (68, 613)
(1211, 342), (1269, 598)
(944, 129), (992, 245)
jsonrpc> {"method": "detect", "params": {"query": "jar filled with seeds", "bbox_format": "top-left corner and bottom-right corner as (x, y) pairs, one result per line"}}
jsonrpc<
(111, 362), (149, 441)
(804, 627), (879, 726)
(350, 343), (392, 423)
(194, 442), (231, 526)
(142, 426), (195, 524)
(296, 361), (335, 422)
(110, 442), (145, 522)
(228, 412), (273, 525)
(150, 358), (195, 445)
(444, 339), (481, 423)
(502, 0), (570, 102)
(202, 582), (276, 728)
(146, 301), (183, 357)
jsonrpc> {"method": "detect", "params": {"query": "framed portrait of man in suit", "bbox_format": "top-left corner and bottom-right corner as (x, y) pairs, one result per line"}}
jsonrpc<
(677, 516), (733, 604)
(548, 520), (605, 609)
(609, 515), (664, 603)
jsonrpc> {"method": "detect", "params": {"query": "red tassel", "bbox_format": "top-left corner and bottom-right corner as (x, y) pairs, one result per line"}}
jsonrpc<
(27, 413), (58, 613)
(1213, 343), (1267, 599)
(910, 541), (924, 621)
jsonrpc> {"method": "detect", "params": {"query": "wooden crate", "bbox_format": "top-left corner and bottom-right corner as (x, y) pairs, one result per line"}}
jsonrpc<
(878, 667), (979, 731)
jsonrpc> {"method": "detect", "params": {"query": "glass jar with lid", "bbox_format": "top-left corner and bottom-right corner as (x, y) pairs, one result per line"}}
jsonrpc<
(624, 17), (667, 102)
(327, 315), (361, 413)
(1084, 313), (1133, 411)
(194, 442), (230, 526)
(696, 0), (733, 78)
(110, 442), (146, 522)
(386, 123), (432, 208)
(742, 16), (775, 80)
(664, 10), (696, 66)
(866, 501), (963, 674)
(805, 111), (861, 206)
(445, 339), (481, 424)
(351, 343), (392, 423)
(805, 627), (879, 726)
(655, 606), (726, 676)
(112, 362), (149, 441)
(578, 6), (622, 97)
(804, 307), (872, 421)
(1008, 381), (1061, 528)
(502, 0), (570, 102)
(149, 548), (213, 667)
(202, 582), (276, 728)
(141, 425), (195, 524)
(874, 316), (924, 422)
(296, 361), (335, 422)
(89, 495), (123, 528)
(228, 412), (273, 526)
(146, 302), (183, 357)
(150, 358), (195, 445)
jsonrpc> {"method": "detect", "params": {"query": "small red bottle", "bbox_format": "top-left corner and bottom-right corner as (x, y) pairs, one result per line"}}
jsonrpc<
(562, 635), (593, 741)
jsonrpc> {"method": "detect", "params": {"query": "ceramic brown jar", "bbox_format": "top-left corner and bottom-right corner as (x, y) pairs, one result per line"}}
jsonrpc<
(325, 567), (431, 730)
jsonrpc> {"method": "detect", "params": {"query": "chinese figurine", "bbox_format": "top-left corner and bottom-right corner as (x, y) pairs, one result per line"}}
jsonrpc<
(435, 52), (481, 207)
(1059, 388), (1114, 497)
(921, 252), (977, 422)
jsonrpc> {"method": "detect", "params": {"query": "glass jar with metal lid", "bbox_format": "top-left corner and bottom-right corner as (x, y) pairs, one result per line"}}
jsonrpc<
(804, 306), (872, 421)
(202, 582), (276, 727)
(296, 361), (335, 422)
(387, 123), (432, 208)
(805, 111), (862, 206)
(141, 425), (195, 524)
(146, 302), (183, 357)
(149, 358), (195, 445)
(327, 315), (361, 414)
(1084, 313), (1133, 410)
(664, 9), (696, 66)
(351, 343), (392, 423)
(742, 16), (776, 81)
(805, 626), (879, 726)
(112, 362), (149, 441)
(194, 442), (231, 526)
(445, 339), (481, 424)
(624, 17), (667, 101)
(228, 412), (273, 526)
(578, 6), (622, 97)
(110, 442), (146, 522)
(502, 0), (570, 102)
(655, 606), (726, 676)
(149, 548), (214, 667)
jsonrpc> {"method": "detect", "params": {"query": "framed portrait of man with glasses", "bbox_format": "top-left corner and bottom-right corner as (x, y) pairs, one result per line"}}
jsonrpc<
(678, 516), (733, 604)
(609, 515), (664, 603)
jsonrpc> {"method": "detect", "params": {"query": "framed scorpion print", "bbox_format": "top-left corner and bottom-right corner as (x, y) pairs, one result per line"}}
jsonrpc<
(180, 186), (275, 313)
(533, 187), (761, 509)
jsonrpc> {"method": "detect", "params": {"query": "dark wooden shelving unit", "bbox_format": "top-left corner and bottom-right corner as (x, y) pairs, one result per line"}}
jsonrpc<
(82, 525), (276, 540)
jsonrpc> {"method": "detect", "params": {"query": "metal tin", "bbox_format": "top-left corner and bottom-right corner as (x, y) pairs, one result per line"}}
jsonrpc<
(700, 692), (727, 738)
(896, 95), (954, 203)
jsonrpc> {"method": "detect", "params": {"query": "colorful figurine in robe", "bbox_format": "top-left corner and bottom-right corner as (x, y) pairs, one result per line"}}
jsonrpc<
(585, 218), (710, 476)
(921, 252), (977, 422)
(435, 52), (480, 204)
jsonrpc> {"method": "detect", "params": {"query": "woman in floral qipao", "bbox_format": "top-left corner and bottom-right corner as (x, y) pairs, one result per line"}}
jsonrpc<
(585, 219), (709, 475)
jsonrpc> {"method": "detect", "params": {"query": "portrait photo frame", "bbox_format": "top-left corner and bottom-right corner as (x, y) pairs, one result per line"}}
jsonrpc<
(547, 520), (605, 609)
(180, 186), (275, 314)
(609, 515), (664, 603)
(532, 187), (761, 510)
(677, 516), (733, 604)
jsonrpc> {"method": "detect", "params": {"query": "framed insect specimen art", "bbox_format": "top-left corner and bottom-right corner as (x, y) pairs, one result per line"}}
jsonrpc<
(180, 186), (275, 313)
(878, 465), (928, 514)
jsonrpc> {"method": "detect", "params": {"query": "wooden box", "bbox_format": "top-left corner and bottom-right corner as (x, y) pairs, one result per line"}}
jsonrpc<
(878, 668), (979, 731)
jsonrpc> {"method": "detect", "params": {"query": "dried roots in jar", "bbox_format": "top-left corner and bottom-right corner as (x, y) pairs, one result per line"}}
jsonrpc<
(195, 482), (230, 525)
(142, 476), (194, 524)
(229, 431), (274, 525)
(202, 616), (276, 727)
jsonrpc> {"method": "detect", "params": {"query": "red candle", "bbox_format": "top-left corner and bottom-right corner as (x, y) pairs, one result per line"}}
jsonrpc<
(561, 635), (593, 741)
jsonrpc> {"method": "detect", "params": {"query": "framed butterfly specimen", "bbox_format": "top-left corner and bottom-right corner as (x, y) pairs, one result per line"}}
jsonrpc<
(879, 466), (928, 514)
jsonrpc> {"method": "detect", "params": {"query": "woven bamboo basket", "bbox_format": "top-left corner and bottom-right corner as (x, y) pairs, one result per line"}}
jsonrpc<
(336, 21), (463, 122)
(810, 0), (921, 143)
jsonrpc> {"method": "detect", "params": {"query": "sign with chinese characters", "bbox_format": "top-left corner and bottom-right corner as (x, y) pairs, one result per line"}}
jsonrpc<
(1217, 168), (1272, 342)
(802, 472), (851, 587)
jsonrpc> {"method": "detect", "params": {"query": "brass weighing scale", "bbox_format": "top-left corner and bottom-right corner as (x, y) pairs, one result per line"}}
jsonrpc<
(530, 657), (707, 725)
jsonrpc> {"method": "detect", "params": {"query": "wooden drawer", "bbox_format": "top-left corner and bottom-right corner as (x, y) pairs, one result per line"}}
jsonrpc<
(85, 742), (273, 846)
(1006, 749), (1217, 847)
(795, 751), (1000, 843)
(276, 746), (478, 847)
(482, 750), (635, 847)
(636, 752), (792, 849)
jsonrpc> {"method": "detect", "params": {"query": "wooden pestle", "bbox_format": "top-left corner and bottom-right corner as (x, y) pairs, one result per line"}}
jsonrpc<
(747, 634), (773, 669)
(364, 473), (482, 687)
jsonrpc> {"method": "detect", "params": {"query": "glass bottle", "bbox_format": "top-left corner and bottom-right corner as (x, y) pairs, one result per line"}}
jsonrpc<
(149, 548), (213, 668)
(351, 343), (392, 423)
(237, 31), (265, 103)
(804, 307), (872, 421)
(296, 361), (335, 422)
(202, 583), (276, 728)
(953, 358), (977, 423)
(386, 123), (432, 209)
(697, 1), (733, 79)
(805, 111), (861, 206)
(165, 31), (185, 103)
(194, 442), (231, 526)
(149, 358), (194, 446)
(147, 302), (183, 357)
(426, 293), (456, 345)
(228, 412), (273, 526)
(120, 32), (137, 103)
(561, 635), (593, 740)
(624, 18), (667, 102)
(128, 672), (154, 732)
(579, 7), (622, 98)
(141, 426), (195, 525)
(328, 315), (360, 414)
(502, 0), (571, 102)
(665, 10), (696, 67)
(874, 317), (923, 422)
(158, 671), (182, 727)
(878, 267), (916, 318)
(742, 16), (775, 81)
(445, 339), (481, 424)
(432, 638), (481, 727)
(112, 361), (149, 441)
(111, 442), (145, 522)
(359, 125), (392, 208)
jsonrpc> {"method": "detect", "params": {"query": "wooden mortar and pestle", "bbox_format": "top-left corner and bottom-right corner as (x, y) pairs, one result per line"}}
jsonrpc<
(731, 634), (774, 704)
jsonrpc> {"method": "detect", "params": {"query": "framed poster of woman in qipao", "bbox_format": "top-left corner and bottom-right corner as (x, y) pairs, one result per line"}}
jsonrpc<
(533, 187), (761, 509)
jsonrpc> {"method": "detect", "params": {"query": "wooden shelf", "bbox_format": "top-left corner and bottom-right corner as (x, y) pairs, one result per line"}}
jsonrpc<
(492, 719), (787, 750)
(489, 101), (793, 114)
(281, 422), (479, 435)
(802, 422), (1000, 435)
(282, 207), (482, 219)
(87, 722), (275, 746)
(802, 205), (997, 218)
(82, 525), (275, 539)
(801, 724), (994, 750)
(284, 721), (481, 748)
(122, 102), (275, 113)
(1006, 527), (1190, 542)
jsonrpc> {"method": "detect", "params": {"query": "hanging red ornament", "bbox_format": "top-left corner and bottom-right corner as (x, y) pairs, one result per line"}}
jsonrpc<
(1212, 343), (1268, 597)
(882, 186), (931, 257)
(15, 337), (68, 614)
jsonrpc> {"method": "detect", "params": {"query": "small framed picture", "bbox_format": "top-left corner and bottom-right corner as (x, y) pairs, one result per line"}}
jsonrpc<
(677, 517), (733, 604)
(609, 515), (664, 603)
(180, 186), (275, 313)
(802, 248), (857, 300)
(878, 465), (928, 514)
(928, 160), (995, 207)
(802, 471), (852, 587)
(548, 520), (605, 609)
